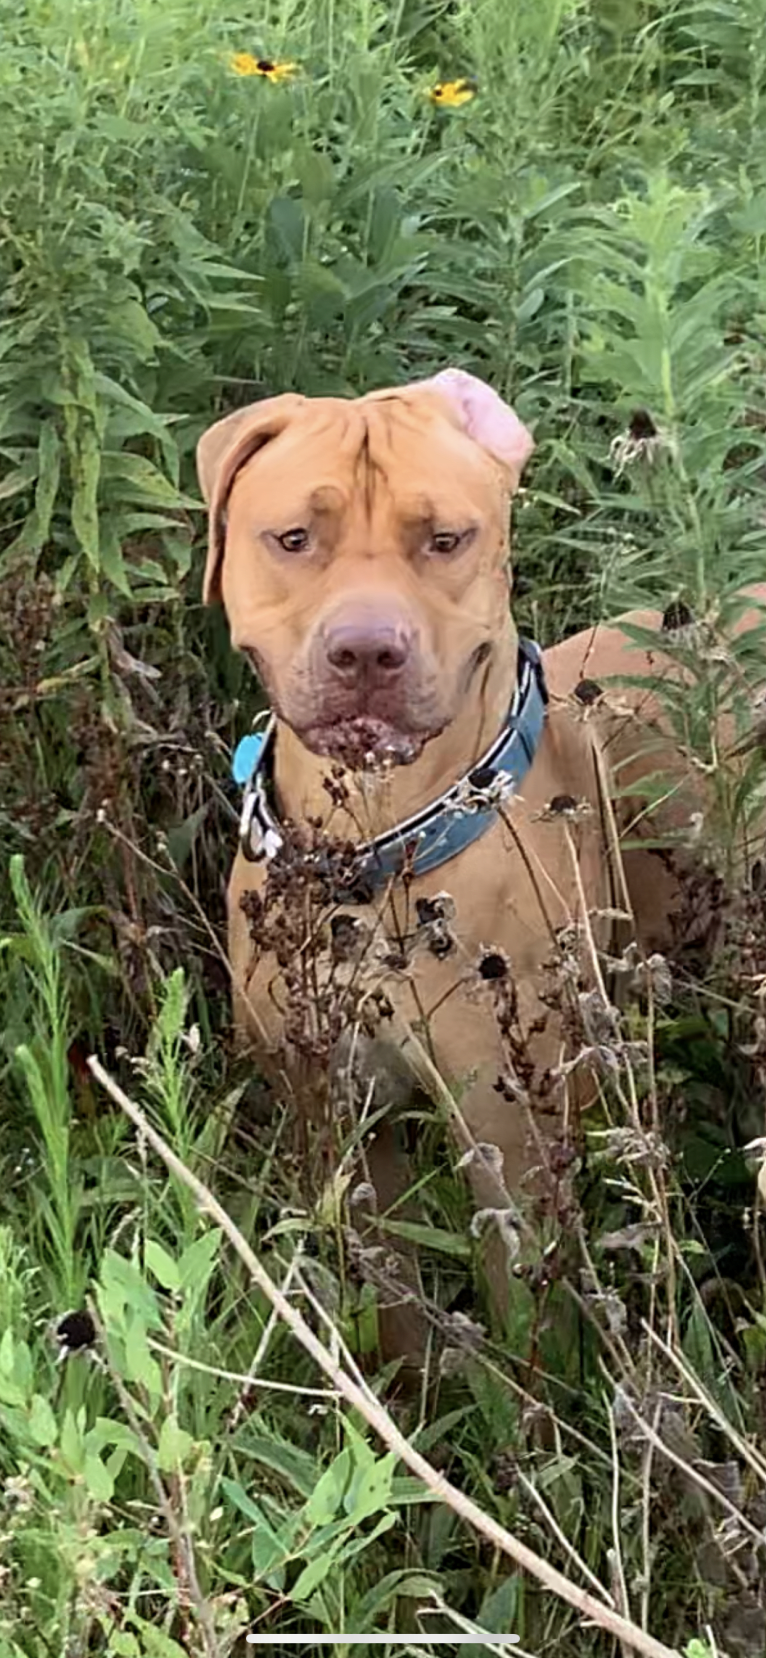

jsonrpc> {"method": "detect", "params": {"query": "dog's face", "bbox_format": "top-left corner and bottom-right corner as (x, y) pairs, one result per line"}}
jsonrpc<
(198, 370), (533, 768)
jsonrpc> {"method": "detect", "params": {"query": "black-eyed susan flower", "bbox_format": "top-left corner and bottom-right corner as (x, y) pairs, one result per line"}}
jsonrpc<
(229, 53), (298, 82)
(427, 77), (477, 108)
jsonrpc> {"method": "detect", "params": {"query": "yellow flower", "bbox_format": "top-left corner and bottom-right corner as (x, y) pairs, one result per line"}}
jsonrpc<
(229, 53), (298, 82)
(427, 77), (477, 108)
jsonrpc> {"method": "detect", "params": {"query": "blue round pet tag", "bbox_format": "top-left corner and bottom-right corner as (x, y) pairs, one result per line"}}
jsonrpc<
(232, 731), (266, 786)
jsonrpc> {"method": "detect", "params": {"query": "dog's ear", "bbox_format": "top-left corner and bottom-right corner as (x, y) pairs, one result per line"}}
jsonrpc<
(196, 394), (305, 603)
(417, 368), (534, 488)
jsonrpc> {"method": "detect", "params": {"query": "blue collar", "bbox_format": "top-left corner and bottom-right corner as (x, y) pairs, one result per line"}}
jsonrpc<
(232, 638), (548, 899)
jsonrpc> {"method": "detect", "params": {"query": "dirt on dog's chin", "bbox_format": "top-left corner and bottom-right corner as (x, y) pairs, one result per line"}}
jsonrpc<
(299, 716), (430, 770)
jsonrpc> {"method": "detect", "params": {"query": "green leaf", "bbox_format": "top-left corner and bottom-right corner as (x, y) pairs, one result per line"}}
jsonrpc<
(297, 260), (347, 323)
(341, 1419), (396, 1521)
(0, 1330), (25, 1407)
(178, 1230), (221, 1298)
(70, 422), (102, 567)
(0, 1376), (26, 1409)
(221, 1476), (289, 1578)
(328, 1510), (397, 1572)
(165, 805), (211, 874)
(99, 1249), (163, 1330)
(296, 149), (335, 206)
(98, 527), (134, 597)
(60, 1407), (85, 1474)
(221, 1476), (282, 1528)
(304, 1448), (352, 1525)
(88, 1418), (142, 1458)
(380, 1219), (470, 1258)
(464, 1574), (521, 1658)
(103, 1635), (141, 1657)
(157, 1414), (194, 1473)
(268, 196), (306, 263)
(104, 297), (162, 363)
(343, 1450), (396, 1522)
(100, 451), (185, 509)
(353, 1569), (443, 1627)
(291, 1542), (343, 1603)
(251, 1524), (287, 1581)
(144, 1240), (181, 1294)
(21, 420), (61, 555)
(11, 1337), (31, 1396)
(28, 1393), (58, 1447)
(155, 967), (188, 1046)
(237, 1431), (318, 1499)
(124, 1329), (162, 1398)
(0, 456), (39, 500)
(94, 371), (177, 459)
(84, 1450), (114, 1503)
(516, 285), (545, 324)
(124, 1617), (188, 1658)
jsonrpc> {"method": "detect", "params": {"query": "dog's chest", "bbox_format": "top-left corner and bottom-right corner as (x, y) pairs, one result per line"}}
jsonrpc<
(229, 710), (612, 1086)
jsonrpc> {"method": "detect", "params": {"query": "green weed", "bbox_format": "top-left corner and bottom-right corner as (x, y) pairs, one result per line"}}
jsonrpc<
(2, 0), (766, 1654)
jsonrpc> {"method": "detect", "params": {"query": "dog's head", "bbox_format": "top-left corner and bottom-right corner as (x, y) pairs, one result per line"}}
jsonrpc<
(197, 369), (533, 768)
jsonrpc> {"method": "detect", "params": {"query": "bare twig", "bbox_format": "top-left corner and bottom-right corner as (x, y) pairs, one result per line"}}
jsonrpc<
(515, 1465), (613, 1605)
(642, 1320), (766, 1487)
(89, 1052), (683, 1658)
(606, 1377), (766, 1550)
(228, 1245), (308, 1428)
(606, 1390), (634, 1656)
(146, 1336), (339, 1398)
(640, 1394), (662, 1633)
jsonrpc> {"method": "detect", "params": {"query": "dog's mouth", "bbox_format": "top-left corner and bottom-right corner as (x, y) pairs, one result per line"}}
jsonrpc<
(243, 648), (442, 769)
(298, 715), (429, 770)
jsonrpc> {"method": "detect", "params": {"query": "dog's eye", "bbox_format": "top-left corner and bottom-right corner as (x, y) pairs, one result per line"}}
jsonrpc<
(277, 528), (310, 554)
(430, 531), (462, 556)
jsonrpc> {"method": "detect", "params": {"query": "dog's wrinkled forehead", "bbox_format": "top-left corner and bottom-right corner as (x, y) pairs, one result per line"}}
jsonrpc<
(230, 394), (501, 510)
(197, 370), (534, 603)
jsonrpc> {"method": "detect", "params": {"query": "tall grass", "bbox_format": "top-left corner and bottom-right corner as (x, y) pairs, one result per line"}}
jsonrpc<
(2, 0), (766, 1654)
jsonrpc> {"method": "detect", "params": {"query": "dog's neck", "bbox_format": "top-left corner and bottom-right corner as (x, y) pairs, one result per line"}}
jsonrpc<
(272, 624), (520, 842)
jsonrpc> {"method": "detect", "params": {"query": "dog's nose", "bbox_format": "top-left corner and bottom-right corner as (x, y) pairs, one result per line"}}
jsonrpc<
(325, 619), (411, 684)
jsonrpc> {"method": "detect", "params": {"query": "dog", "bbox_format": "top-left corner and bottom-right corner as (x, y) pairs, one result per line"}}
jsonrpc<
(197, 368), (766, 1356)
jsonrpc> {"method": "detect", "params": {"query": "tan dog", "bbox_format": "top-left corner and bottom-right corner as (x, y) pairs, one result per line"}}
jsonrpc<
(198, 370), (766, 1352)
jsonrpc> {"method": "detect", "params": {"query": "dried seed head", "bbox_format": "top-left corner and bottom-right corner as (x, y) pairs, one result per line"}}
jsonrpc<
(662, 599), (694, 633)
(452, 768), (522, 812)
(330, 913), (369, 964)
(439, 1310), (486, 1376)
(415, 892), (456, 926)
(456, 1142), (506, 1182)
(536, 793), (593, 823)
(469, 764), (499, 791)
(597, 1125), (670, 1171)
(348, 1181), (377, 1212)
(573, 678), (604, 706)
(578, 988), (621, 1044)
(610, 414), (668, 475)
(628, 409), (658, 441)
(493, 1072), (530, 1105)
(470, 1206), (521, 1265)
(414, 892), (458, 959)
(54, 1309), (97, 1357)
(632, 951), (673, 1005)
